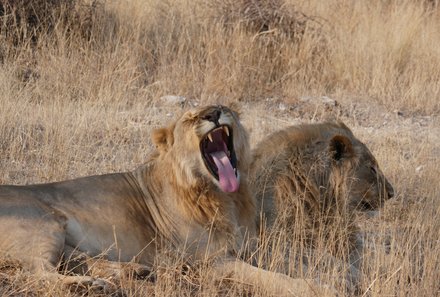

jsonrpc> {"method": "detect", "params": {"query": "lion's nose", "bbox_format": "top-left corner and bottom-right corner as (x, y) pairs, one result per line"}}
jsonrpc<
(203, 109), (222, 125)
(386, 182), (394, 199)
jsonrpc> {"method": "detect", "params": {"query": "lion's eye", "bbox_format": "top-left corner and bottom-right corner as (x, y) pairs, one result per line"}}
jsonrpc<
(370, 166), (377, 175)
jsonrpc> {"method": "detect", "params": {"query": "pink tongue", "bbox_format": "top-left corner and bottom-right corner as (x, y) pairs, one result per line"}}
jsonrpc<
(210, 151), (239, 193)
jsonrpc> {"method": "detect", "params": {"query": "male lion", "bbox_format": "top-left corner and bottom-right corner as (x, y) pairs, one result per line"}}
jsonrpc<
(250, 121), (394, 288)
(0, 105), (331, 296)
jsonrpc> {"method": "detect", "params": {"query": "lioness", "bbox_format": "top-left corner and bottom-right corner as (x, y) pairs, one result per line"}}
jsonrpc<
(250, 121), (394, 288)
(0, 105), (330, 296)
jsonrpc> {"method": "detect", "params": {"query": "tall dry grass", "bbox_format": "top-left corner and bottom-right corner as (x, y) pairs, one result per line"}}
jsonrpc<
(0, 0), (439, 296)
(1, 0), (439, 112)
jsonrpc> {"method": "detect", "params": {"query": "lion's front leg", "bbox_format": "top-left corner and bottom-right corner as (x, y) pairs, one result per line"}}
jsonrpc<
(62, 245), (154, 281)
(213, 259), (337, 297)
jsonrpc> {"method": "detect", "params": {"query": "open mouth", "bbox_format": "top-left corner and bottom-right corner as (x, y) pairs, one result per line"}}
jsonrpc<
(200, 125), (239, 192)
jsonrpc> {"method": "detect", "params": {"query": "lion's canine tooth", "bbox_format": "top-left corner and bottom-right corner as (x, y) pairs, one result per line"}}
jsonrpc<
(223, 126), (230, 136)
(207, 133), (213, 142)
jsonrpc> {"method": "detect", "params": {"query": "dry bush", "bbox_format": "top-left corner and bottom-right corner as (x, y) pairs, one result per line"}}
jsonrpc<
(207, 0), (324, 42)
(0, 0), (71, 37)
(0, 0), (103, 46)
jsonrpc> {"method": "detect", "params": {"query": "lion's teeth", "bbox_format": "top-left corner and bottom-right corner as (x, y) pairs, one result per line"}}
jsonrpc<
(223, 126), (230, 137)
(207, 133), (213, 142)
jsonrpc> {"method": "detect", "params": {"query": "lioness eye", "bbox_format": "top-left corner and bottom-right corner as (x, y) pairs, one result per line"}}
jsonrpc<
(370, 166), (377, 175)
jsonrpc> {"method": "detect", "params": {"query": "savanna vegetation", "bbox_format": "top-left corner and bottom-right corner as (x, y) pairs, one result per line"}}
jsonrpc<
(0, 0), (439, 296)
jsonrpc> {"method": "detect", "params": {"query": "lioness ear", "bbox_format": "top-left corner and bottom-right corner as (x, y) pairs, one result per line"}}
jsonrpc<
(151, 126), (174, 152)
(329, 135), (353, 161)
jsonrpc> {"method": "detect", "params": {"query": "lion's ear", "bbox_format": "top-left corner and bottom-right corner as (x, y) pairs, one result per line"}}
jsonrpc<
(151, 126), (174, 152)
(329, 135), (353, 161)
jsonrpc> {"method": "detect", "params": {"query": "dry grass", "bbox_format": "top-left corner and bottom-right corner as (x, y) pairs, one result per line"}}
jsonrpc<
(0, 0), (439, 296)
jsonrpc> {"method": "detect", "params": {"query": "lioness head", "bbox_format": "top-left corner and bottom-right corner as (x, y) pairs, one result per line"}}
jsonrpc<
(312, 122), (394, 211)
(328, 127), (394, 211)
(252, 121), (395, 228)
(152, 105), (250, 193)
